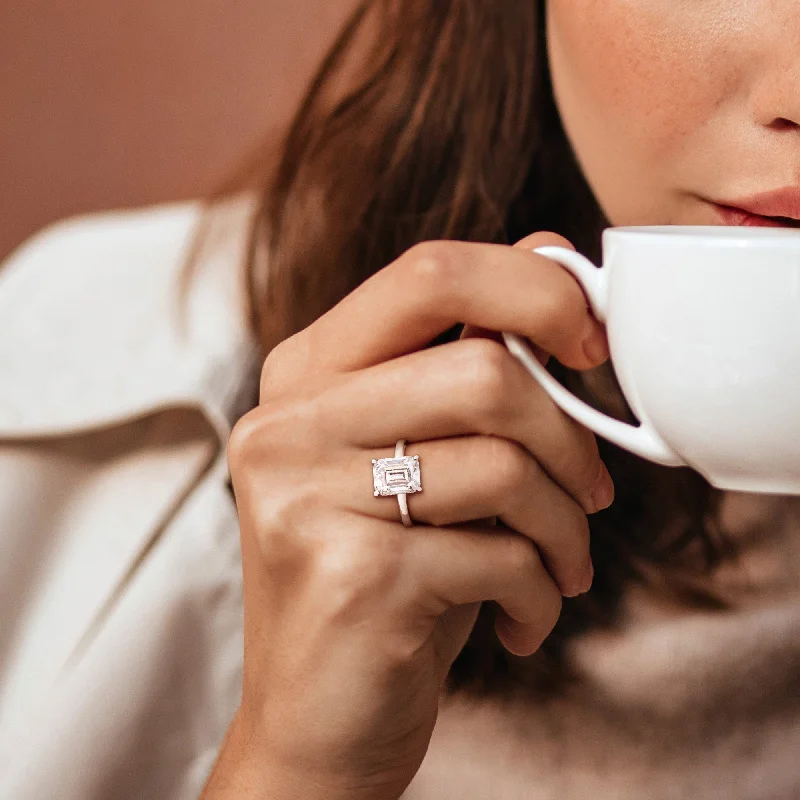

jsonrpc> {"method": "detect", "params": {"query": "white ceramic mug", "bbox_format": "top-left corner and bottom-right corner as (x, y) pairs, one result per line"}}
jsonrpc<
(502, 226), (800, 495)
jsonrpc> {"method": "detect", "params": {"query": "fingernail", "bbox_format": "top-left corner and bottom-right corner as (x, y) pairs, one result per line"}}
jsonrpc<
(582, 330), (610, 364)
(589, 462), (615, 513)
(564, 559), (594, 597)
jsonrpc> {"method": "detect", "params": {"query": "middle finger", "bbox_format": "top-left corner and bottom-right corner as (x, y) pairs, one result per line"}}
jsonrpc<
(321, 336), (613, 514)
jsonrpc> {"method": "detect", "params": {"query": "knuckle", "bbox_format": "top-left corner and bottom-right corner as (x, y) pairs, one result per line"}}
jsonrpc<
(228, 400), (320, 487)
(259, 343), (289, 400)
(461, 338), (517, 420)
(246, 494), (337, 579)
(540, 278), (586, 330)
(315, 527), (405, 612)
(482, 436), (531, 498)
(227, 407), (268, 473)
(507, 534), (542, 578)
(403, 241), (461, 309)
(259, 335), (308, 400)
(533, 278), (590, 358)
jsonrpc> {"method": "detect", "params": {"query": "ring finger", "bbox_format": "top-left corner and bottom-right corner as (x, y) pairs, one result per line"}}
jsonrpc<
(334, 435), (593, 597)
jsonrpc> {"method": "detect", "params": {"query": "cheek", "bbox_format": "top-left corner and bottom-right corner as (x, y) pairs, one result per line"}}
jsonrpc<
(555, 4), (698, 137)
(546, 0), (736, 222)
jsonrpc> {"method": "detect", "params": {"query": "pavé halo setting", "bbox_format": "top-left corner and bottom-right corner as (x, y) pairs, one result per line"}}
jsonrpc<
(372, 439), (422, 526)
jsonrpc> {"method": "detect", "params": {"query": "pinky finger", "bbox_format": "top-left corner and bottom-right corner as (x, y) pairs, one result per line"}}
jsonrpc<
(404, 523), (563, 657)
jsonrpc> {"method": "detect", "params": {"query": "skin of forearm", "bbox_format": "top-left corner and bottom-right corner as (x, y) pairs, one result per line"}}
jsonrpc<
(199, 710), (402, 800)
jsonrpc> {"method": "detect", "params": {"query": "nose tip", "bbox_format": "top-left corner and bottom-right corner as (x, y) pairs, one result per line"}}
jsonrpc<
(750, 55), (800, 131)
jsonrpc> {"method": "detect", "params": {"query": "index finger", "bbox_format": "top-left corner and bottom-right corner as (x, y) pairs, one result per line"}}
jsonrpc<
(290, 232), (607, 377)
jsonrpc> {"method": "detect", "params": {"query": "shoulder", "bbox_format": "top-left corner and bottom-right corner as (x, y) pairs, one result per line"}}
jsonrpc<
(0, 195), (261, 439)
(0, 201), (207, 347)
(0, 201), (203, 289)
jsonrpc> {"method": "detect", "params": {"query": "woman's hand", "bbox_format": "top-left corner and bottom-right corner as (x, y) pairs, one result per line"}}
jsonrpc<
(201, 232), (613, 800)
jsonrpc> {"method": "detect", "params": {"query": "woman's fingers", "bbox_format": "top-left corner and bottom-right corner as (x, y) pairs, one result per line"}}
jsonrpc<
(260, 233), (607, 397)
(402, 520), (563, 657)
(335, 435), (592, 598)
(319, 336), (610, 515)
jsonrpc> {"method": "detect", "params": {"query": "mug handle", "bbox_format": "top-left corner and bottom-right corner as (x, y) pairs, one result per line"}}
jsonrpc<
(501, 245), (685, 467)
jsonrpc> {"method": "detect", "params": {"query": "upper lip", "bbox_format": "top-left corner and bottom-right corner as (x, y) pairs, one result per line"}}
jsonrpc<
(715, 187), (800, 221)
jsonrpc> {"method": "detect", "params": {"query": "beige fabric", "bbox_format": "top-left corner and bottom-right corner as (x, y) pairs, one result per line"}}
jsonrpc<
(0, 199), (260, 799)
(2, 199), (800, 800)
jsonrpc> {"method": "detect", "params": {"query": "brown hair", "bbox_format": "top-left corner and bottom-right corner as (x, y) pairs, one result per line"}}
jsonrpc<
(217, 0), (735, 698)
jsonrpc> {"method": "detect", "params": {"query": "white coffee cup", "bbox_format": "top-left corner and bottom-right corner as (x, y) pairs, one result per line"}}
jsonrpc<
(502, 226), (800, 495)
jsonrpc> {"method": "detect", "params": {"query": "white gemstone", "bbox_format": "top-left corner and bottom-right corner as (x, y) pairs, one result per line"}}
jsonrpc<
(373, 454), (422, 496)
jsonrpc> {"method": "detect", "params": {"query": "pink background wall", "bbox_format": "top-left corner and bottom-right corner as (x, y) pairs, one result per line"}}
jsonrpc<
(0, 0), (355, 260)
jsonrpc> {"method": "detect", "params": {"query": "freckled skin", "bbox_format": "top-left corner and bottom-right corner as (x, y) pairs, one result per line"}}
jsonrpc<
(546, 0), (800, 226)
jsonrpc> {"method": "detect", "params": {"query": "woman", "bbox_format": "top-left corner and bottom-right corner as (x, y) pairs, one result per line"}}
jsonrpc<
(3, 1), (800, 798)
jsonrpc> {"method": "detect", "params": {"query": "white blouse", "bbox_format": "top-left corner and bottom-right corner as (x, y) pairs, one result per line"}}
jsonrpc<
(0, 197), (261, 800)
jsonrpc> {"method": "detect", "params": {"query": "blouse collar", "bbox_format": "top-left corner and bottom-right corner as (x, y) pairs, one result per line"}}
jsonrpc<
(0, 195), (262, 444)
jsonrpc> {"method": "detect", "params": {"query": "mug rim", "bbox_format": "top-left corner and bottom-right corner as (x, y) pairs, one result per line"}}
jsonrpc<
(605, 225), (800, 244)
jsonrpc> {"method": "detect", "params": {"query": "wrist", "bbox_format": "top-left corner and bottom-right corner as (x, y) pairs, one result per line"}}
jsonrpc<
(200, 709), (402, 800)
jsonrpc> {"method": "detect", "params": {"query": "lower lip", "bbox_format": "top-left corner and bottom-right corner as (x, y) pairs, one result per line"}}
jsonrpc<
(711, 203), (800, 228)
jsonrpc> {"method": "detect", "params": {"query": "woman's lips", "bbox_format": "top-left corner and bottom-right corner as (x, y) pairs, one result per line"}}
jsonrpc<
(712, 203), (800, 227)
(710, 187), (800, 227)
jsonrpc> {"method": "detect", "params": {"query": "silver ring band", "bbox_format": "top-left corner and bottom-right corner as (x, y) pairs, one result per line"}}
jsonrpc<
(372, 438), (422, 527)
(395, 440), (414, 527)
